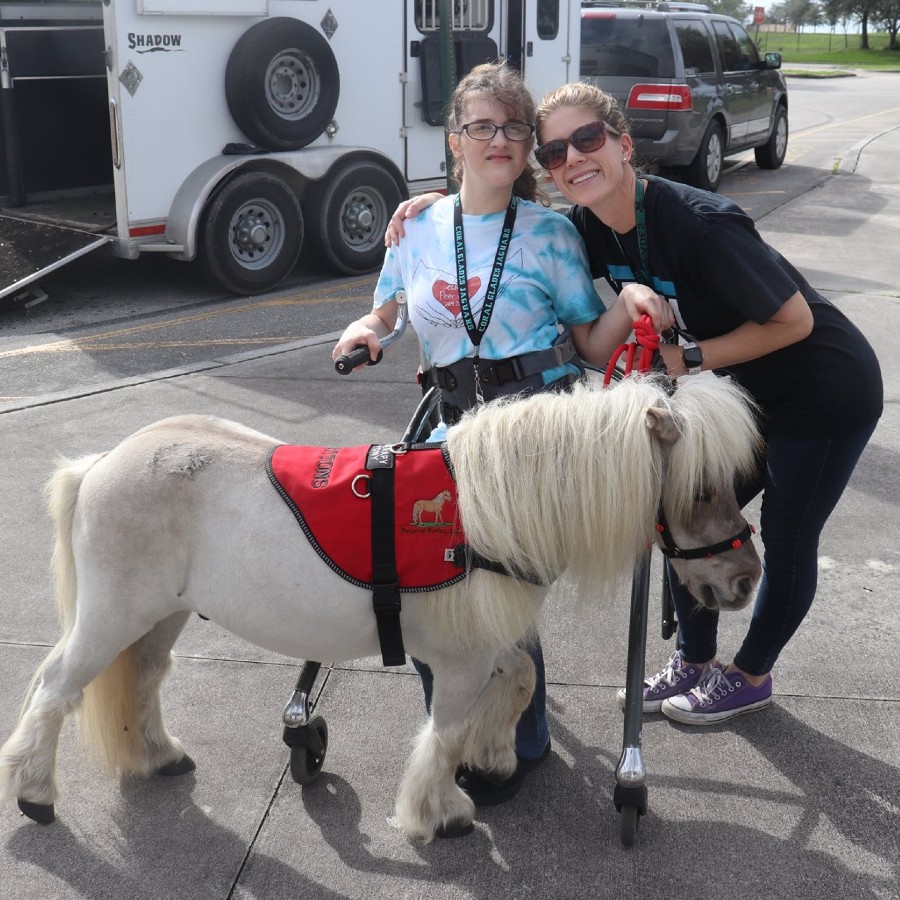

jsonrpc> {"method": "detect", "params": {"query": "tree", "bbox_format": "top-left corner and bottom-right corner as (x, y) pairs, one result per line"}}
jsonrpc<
(767, 1), (792, 23)
(822, 0), (851, 47)
(843, 0), (878, 47)
(873, 0), (900, 48)
(709, 0), (753, 20)
(784, 0), (824, 29)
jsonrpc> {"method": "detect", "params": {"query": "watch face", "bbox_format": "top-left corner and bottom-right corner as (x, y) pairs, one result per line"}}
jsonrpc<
(682, 345), (703, 369)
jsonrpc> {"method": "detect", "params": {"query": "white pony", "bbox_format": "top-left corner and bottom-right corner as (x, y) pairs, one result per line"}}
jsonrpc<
(0, 374), (762, 843)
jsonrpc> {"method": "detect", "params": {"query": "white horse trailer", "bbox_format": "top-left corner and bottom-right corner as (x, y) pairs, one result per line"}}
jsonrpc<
(0, 0), (580, 298)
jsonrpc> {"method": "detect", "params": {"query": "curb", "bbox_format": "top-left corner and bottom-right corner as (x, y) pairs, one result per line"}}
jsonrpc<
(836, 123), (900, 175)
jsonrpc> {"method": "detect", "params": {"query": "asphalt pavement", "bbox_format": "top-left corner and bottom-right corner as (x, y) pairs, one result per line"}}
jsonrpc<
(1, 124), (898, 900)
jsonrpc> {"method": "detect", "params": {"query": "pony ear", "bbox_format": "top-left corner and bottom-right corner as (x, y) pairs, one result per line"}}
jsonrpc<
(645, 407), (681, 445)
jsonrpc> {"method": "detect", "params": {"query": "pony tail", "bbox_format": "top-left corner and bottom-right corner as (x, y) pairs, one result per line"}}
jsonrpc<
(43, 453), (148, 774)
(14, 454), (107, 719)
(46, 454), (105, 633)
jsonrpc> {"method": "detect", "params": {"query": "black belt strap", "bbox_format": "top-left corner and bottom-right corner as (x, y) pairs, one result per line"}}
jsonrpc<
(366, 445), (406, 666)
(432, 339), (579, 392)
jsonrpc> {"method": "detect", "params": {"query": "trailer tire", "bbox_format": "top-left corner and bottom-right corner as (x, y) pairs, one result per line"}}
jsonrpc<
(226, 18), (339, 151)
(305, 160), (406, 275)
(199, 171), (303, 295)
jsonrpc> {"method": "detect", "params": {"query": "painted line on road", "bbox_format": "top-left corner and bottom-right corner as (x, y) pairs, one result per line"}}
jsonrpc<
(0, 331), (342, 414)
(798, 105), (900, 140)
(0, 288), (372, 360)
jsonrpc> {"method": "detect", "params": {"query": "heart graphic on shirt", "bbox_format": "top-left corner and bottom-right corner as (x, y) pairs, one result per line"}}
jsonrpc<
(432, 277), (481, 317)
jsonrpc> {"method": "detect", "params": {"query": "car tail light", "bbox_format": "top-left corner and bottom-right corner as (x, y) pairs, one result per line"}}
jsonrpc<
(627, 84), (693, 111)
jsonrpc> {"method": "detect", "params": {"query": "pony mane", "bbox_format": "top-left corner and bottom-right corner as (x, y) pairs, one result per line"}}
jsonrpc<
(447, 377), (668, 597)
(655, 374), (762, 523)
(446, 374), (761, 599)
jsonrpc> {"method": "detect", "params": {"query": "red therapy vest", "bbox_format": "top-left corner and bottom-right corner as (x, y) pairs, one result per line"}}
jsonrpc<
(268, 443), (468, 591)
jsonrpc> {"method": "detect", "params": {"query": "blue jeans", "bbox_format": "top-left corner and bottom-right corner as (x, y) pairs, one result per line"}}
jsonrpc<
(672, 421), (878, 676)
(411, 637), (550, 760)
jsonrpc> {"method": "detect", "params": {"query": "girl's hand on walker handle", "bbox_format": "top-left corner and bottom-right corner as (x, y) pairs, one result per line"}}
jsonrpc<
(385, 192), (443, 246)
(332, 326), (383, 373)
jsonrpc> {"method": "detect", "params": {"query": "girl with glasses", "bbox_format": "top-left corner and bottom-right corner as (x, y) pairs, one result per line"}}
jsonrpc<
(333, 63), (671, 812)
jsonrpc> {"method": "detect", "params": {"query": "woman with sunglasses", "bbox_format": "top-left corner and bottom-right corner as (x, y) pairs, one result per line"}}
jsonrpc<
(392, 80), (881, 729)
(534, 82), (881, 723)
(334, 64), (671, 810)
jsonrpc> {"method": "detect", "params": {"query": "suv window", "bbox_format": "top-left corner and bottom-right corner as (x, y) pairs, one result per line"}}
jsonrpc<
(674, 18), (715, 76)
(712, 20), (759, 72)
(731, 22), (761, 69)
(712, 20), (741, 71)
(580, 15), (675, 79)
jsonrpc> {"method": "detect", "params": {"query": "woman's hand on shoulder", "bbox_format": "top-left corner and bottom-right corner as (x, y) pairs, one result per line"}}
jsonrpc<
(385, 192), (444, 246)
(618, 283), (675, 333)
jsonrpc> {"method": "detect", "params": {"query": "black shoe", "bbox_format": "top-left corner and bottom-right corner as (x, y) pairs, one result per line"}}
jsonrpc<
(456, 742), (551, 807)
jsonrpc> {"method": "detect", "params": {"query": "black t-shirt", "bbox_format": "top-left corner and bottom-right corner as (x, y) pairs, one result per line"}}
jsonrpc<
(566, 176), (882, 437)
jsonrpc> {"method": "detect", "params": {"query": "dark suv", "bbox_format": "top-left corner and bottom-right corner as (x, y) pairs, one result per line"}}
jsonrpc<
(580, 1), (788, 191)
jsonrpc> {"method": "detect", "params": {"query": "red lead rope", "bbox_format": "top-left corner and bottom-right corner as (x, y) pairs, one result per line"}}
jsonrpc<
(602, 315), (660, 387)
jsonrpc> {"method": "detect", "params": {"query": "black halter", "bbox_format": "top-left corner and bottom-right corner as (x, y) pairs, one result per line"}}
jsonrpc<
(655, 504), (755, 560)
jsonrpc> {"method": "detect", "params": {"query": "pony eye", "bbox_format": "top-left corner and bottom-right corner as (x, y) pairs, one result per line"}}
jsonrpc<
(694, 488), (714, 504)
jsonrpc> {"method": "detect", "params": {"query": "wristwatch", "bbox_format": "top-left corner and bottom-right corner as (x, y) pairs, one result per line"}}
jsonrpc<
(681, 341), (703, 375)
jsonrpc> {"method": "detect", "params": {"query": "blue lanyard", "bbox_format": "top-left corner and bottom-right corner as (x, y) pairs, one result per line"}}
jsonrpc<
(611, 178), (652, 288)
(453, 194), (518, 355)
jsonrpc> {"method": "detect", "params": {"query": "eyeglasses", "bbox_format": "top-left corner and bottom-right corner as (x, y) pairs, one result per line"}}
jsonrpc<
(534, 121), (620, 170)
(454, 121), (536, 142)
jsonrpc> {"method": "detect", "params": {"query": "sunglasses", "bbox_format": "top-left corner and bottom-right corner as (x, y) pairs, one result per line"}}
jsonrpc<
(534, 120), (620, 170)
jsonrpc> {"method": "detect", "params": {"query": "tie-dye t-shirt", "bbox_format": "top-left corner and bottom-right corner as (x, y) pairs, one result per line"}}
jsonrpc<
(374, 196), (604, 382)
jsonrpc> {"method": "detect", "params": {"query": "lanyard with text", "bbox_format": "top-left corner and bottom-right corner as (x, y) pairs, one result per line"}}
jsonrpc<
(453, 194), (518, 385)
(611, 177), (652, 288)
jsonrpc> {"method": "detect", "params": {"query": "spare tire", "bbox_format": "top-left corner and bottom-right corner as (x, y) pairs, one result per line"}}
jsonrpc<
(226, 18), (339, 151)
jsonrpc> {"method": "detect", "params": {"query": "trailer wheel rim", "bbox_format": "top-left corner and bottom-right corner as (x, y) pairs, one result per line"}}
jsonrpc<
(339, 187), (385, 251)
(228, 198), (286, 269)
(265, 49), (319, 121)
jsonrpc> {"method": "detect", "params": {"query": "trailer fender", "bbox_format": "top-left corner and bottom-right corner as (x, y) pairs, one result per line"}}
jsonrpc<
(225, 18), (340, 152)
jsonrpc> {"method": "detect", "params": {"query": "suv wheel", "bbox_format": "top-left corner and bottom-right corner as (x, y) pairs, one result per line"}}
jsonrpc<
(685, 121), (724, 192)
(755, 105), (788, 170)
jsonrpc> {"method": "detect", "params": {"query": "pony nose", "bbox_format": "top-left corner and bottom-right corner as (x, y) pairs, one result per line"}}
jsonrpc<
(733, 575), (757, 604)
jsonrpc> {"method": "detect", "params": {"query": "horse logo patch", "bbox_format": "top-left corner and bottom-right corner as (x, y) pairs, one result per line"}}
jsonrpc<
(412, 490), (453, 525)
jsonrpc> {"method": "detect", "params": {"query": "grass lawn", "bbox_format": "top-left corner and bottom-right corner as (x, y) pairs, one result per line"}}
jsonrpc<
(754, 30), (900, 70)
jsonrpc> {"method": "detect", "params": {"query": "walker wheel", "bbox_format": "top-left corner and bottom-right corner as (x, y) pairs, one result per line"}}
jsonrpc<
(619, 804), (640, 846)
(289, 715), (328, 785)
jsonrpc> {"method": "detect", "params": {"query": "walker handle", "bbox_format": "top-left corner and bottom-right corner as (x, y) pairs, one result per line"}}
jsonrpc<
(334, 346), (383, 375)
(333, 290), (406, 375)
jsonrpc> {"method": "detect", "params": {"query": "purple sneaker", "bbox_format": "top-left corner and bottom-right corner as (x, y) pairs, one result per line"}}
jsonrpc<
(661, 667), (772, 724)
(616, 650), (717, 714)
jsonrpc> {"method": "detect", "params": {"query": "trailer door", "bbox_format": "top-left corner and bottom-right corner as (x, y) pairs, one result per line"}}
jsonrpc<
(516, 0), (574, 102)
(403, 0), (498, 184)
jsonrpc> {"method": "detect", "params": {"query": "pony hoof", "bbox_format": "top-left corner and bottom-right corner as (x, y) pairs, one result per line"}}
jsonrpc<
(157, 754), (196, 777)
(436, 819), (475, 839)
(18, 799), (55, 825)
